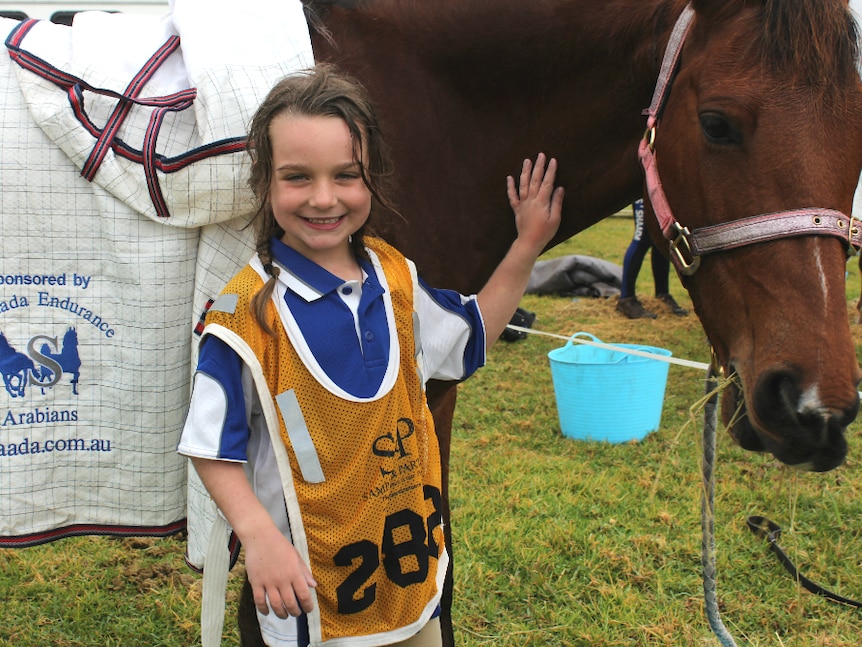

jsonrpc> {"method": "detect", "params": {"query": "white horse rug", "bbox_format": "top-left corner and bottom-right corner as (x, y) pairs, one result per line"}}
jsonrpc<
(0, 0), (311, 561)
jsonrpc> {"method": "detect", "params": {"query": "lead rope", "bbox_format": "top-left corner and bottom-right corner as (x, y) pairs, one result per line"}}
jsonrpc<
(702, 365), (738, 646)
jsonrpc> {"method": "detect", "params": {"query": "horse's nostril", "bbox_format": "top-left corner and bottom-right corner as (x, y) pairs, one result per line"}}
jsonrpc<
(753, 369), (802, 430)
(747, 367), (850, 471)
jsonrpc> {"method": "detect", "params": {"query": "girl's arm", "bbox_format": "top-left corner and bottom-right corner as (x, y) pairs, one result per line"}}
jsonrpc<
(191, 457), (317, 618)
(477, 153), (563, 348)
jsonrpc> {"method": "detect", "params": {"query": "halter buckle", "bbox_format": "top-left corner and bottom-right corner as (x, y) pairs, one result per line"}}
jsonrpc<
(709, 347), (725, 378)
(670, 222), (701, 276)
(643, 126), (657, 152)
(847, 215), (861, 257)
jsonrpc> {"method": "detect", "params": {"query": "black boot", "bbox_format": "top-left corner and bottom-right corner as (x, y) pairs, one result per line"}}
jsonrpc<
(616, 296), (657, 319)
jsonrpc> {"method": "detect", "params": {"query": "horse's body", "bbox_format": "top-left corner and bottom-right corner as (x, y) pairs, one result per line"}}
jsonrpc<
(235, 1), (862, 644)
(300, 0), (862, 471)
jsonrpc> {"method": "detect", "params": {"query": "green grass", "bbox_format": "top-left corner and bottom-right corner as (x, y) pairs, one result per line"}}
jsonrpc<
(3, 213), (862, 646)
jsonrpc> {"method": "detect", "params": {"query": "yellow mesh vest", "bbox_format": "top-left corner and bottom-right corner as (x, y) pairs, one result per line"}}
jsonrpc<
(204, 238), (445, 645)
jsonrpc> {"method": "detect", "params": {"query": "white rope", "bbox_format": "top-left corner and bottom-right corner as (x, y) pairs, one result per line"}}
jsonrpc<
(505, 324), (712, 371)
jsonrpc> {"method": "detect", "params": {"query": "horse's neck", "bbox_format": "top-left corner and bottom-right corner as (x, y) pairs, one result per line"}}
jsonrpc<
(310, 0), (683, 117)
(306, 0), (691, 256)
(325, 0), (671, 53)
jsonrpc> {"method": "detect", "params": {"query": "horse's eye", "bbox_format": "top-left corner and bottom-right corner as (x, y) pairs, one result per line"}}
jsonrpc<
(700, 112), (737, 145)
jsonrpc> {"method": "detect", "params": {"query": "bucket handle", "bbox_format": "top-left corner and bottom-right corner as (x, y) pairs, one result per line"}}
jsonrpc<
(568, 331), (600, 346)
(567, 332), (651, 364)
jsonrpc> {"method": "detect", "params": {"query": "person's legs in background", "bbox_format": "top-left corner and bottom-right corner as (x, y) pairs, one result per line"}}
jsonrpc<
(650, 243), (688, 316)
(616, 199), (658, 319)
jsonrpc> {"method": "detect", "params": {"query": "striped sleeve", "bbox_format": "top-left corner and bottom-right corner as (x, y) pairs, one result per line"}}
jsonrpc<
(415, 277), (487, 382)
(177, 335), (251, 462)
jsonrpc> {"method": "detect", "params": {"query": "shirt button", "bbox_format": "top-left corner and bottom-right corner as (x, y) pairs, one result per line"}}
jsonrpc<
(364, 330), (374, 342)
(341, 286), (353, 295)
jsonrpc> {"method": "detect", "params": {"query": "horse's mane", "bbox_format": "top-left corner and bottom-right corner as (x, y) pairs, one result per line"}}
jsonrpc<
(302, 0), (362, 42)
(302, 0), (860, 84)
(758, 0), (859, 89)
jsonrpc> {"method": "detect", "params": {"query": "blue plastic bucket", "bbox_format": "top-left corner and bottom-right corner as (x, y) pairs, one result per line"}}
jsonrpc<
(547, 332), (672, 443)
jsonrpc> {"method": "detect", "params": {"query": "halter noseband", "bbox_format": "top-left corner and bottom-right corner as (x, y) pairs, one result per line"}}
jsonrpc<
(639, 4), (862, 276)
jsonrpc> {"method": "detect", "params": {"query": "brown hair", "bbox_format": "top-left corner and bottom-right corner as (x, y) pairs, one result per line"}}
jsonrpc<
(245, 63), (397, 332)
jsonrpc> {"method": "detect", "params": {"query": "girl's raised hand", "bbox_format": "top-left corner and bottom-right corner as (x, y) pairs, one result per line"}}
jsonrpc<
(506, 152), (564, 253)
(475, 153), (564, 348)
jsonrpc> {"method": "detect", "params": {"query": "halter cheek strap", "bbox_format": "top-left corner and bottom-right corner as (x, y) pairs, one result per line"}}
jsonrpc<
(640, 3), (862, 276)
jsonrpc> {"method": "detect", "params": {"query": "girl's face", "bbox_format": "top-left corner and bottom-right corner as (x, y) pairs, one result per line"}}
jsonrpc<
(268, 113), (372, 268)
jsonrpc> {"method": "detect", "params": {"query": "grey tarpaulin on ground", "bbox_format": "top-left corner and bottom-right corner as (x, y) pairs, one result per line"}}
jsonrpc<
(526, 254), (622, 298)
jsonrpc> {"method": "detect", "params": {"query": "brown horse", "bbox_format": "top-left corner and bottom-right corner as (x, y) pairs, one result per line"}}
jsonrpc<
(236, 0), (862, 644)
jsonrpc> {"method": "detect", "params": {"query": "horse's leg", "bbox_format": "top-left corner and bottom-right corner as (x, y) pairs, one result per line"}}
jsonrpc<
(10, 372), (24, 398)
(72, 371), (79, 395)
(426, 380), (458, 647)
(237, 573), (267, 647)
(235, 382), (459, 647)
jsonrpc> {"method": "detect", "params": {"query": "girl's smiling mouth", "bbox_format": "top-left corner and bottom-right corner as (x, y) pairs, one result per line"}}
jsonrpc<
(302, 215), (344, 226)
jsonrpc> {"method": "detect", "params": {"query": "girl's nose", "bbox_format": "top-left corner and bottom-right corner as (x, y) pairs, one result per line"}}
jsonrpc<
(309, 181), (338, 209)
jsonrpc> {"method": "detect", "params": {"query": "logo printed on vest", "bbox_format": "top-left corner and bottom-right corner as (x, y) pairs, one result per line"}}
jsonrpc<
(372, 417), (414, 458)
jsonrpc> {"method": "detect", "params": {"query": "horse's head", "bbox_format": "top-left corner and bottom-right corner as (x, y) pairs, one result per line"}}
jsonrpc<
(647, 0), (862, 471)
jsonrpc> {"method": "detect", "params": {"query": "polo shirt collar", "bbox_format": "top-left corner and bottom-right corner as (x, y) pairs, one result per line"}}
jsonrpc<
(270, 237), (377, 302)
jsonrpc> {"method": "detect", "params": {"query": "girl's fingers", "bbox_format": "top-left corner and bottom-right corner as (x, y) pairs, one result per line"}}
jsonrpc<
(539, 158), (558, 196)
(506, 175), (518, 206)
(254, 589), (271, 616)
(295, 577), (317, 613)
(545, 157), (558, 181)
(280, 590), (302, 618)
(512, 154), (560, 206)
(255, 587), (302, 618)
(529, 152), (547, 189)
(519, 158), (533, 197)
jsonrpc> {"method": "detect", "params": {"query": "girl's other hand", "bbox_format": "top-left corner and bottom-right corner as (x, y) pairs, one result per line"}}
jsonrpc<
(244, 526), (318, 618)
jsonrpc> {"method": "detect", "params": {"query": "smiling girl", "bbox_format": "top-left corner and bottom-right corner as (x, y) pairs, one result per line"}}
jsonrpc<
(178, 64), (562, 647)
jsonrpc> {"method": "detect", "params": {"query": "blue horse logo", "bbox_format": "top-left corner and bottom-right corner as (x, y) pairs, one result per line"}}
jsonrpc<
(0, 329), (81, 398)
(30, 328), (81, 396)
(0, 332), (36, 398)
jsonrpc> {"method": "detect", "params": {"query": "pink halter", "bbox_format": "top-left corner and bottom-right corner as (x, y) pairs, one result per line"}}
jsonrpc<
(639, 4), (862, 275)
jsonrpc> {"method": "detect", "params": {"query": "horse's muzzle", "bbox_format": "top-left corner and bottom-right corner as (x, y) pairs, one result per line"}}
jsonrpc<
(724, 365), (855, 472)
